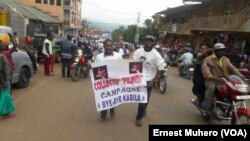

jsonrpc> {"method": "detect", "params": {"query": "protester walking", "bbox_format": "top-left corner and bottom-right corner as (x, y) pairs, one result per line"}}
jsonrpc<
(95, 39), (122, 121)
(133, 35), (165, 127)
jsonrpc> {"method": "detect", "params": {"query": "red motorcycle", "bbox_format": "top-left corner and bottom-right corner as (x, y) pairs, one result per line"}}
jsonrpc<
(192, 75), (250, 125)
(70, 48), (90, 82)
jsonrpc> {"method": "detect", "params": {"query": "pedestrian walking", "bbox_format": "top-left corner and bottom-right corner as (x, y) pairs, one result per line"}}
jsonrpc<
(95, 39), (122, 121)
(133, 35), (165, 127)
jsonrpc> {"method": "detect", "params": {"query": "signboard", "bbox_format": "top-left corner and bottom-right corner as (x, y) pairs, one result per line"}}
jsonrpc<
(90, 59), (147, 111)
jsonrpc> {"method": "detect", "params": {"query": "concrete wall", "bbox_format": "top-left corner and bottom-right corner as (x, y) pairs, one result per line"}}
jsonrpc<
(19, 0), (64, 21)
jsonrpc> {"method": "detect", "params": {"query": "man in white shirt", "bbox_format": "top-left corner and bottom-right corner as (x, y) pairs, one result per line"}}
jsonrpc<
(133, 35), (165, 127)
(95, 39), (123, 121)
(178, 47), (194, 72)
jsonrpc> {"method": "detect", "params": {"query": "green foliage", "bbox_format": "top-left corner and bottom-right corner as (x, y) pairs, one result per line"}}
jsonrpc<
(112, 18), (159, 43)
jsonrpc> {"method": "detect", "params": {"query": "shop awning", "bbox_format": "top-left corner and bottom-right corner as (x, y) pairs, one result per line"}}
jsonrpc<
(0, 0), (61, 23)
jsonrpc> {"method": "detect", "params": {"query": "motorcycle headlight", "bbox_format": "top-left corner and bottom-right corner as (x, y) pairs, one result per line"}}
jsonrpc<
(235, 84), (250, 93)
(74, 57), (80, 62)
(189, 67), (194, 71)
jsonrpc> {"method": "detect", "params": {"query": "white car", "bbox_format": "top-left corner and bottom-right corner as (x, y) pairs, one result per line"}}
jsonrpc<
(11, 49), (34, 88)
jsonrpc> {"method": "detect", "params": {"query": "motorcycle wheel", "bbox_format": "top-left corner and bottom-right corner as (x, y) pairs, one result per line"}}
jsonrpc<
(70, 67), (81, 82)
(159, 78), (167, 94)
(186, 73), (192, 80)
(231, 115), (250, 125)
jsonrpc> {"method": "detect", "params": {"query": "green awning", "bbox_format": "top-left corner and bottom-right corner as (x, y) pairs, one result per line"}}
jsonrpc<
(0, 0), (61, 23)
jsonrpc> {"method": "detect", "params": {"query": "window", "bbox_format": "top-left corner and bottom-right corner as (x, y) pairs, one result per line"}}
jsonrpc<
(44, 0), (48, 4)
(224, 3), (235, 24)
(35, 0), (41, 3)
(50, 0), (55, 5)
(57, 0), (61, 6)
(64, 0), (70, 6)
(245, 0), (250, 21)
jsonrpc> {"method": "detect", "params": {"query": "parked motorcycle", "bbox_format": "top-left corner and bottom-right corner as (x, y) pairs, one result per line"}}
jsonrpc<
(179, 64), (194, 80)
(192, 75), (250, 125)
(70, 48), (90, 82)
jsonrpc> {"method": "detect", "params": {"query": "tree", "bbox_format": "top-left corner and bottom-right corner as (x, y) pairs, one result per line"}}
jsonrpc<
(111, 17), (159, 44)
(112, 26), (125, 42)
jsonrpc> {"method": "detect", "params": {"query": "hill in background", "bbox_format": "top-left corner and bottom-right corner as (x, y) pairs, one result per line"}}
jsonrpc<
(89, 21), (125, 32)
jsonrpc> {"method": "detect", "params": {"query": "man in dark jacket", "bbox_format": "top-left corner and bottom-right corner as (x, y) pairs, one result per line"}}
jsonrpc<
(60, 35), (76, 78)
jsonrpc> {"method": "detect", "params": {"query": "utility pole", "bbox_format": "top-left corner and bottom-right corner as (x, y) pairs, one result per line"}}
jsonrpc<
(135, 12), (140, 44)
(136, 12), (140, 34)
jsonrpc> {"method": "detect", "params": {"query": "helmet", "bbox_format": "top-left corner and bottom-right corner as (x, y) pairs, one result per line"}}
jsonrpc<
(214, 43), (226, 50)
(145, 35), (155, 42)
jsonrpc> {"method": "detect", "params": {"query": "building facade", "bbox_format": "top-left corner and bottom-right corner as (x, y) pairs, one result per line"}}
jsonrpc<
(157, 0), (250, 53)
(19, 0), (82, 36)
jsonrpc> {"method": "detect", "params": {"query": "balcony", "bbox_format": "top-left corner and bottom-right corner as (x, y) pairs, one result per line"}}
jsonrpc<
(159, 23), (190, 35)
(159, 10), (245, 34)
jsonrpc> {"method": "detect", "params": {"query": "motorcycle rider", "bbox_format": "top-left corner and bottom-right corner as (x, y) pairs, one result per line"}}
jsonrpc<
(192, 43), (213, 109)
(202, 43), (244, 114)
(178, 47), (193, 73)
(155, 44), (164, 59)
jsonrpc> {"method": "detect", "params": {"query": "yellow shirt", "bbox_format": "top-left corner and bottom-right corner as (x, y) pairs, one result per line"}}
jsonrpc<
(211, 53), (225, 68)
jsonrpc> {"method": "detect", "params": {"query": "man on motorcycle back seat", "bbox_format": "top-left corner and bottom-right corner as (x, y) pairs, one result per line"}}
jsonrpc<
(178, 47), (193, 73)
(202, 43), (244, 114)
(192, 43), (213, 108)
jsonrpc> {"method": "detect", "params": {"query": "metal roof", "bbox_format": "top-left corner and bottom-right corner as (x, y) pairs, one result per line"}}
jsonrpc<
(0, 0), (61, 23)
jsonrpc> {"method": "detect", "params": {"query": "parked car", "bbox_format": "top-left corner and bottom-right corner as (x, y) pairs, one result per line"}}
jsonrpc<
(11, 48), (35, 88)
(32, 34), (61, 63)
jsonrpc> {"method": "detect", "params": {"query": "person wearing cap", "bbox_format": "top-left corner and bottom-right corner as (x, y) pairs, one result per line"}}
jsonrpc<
(202, 43), (244, 114)
(133, 35), (165, 127)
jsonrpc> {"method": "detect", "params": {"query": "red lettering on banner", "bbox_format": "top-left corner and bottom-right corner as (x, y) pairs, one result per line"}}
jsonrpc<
(121, 75), (143, 85)
(94, 79), (120, 91)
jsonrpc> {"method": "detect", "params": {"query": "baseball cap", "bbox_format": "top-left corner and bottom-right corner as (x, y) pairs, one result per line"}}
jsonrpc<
(145, 35), (155, 42)
(214, 43), (226, 50)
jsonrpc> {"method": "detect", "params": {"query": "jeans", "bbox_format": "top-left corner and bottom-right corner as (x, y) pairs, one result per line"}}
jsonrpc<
(136, 85), (152, 120)
(204, 81), (216, 111)
(61, 58), (72, 77)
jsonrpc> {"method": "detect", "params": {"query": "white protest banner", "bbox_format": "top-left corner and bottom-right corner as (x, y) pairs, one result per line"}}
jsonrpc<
(90, 59), (147, 111)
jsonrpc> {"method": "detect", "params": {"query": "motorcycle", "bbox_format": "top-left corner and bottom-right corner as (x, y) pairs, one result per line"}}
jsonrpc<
(166, 52), (178, 66)
(154, 65), (168, 94)
(70, 48), (90, 82)
(192, 75), (250, 125)
(179, 63), (194, 80)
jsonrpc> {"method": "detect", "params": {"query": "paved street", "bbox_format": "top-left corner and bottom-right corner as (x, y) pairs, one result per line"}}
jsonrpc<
(0, 64), (231, 141)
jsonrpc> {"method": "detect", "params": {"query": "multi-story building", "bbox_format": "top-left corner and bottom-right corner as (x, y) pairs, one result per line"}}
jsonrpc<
(19, 0), (82, 36)
(63, 0), (82, 36)
(157, 0), (250, 52)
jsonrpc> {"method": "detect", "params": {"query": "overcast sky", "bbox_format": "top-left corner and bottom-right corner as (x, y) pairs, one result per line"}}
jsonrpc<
(81, 0), (183, 25)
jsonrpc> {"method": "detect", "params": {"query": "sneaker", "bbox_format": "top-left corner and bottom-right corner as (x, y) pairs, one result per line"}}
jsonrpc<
(135, 120), (142, 127)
